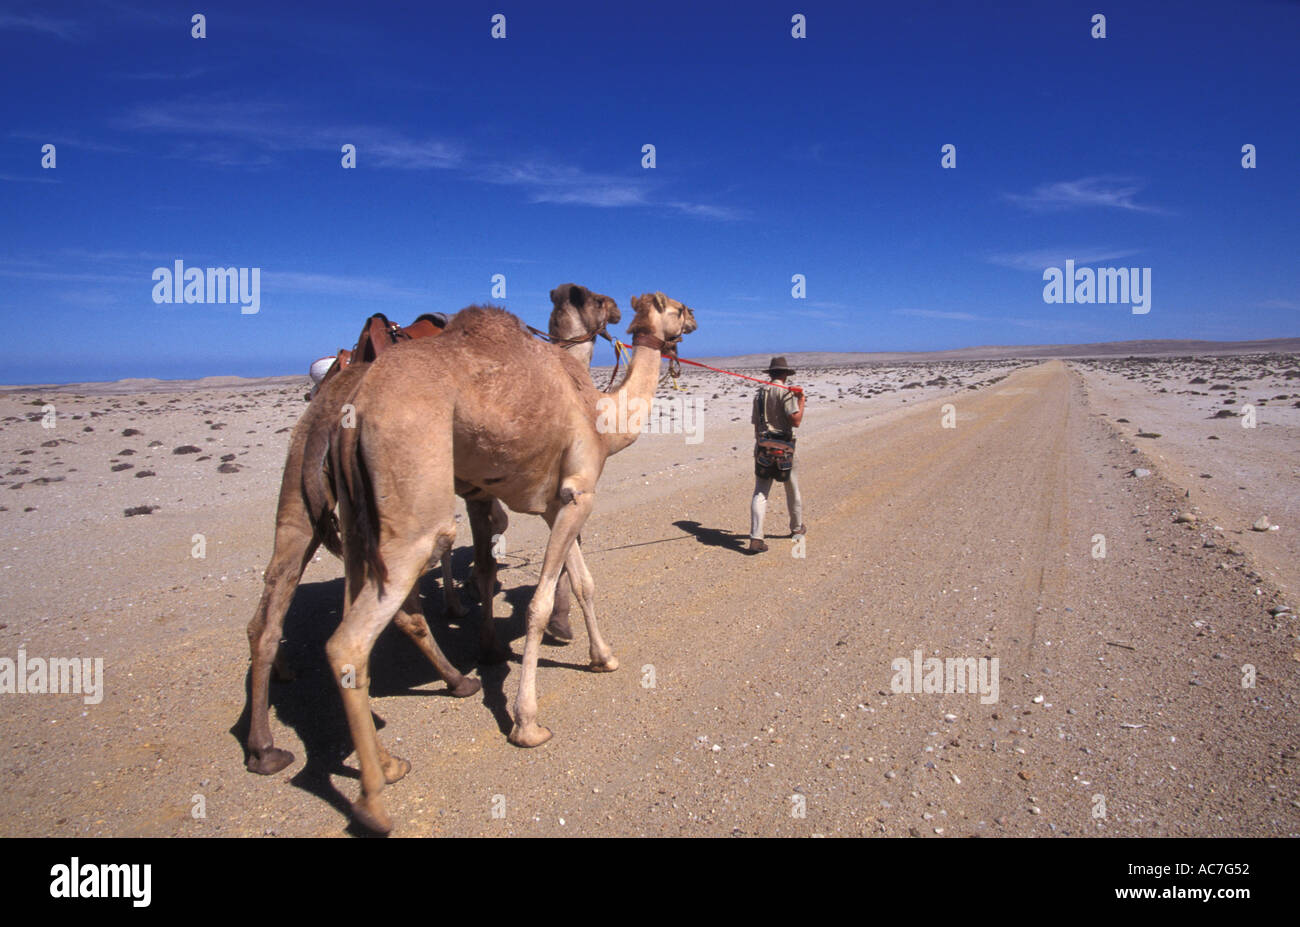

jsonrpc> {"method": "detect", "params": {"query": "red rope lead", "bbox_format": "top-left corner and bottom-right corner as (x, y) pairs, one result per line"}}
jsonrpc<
(614, 342), (804, 394)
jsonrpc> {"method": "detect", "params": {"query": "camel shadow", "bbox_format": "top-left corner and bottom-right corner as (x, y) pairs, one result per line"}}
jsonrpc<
(231, 546), (592, 828)
(230, 547), (482, 828)
(673, 519), (750, 554)
(475, 580), (594, 738)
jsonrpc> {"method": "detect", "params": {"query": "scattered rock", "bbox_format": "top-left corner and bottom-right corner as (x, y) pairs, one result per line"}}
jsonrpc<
(1130, 468), (1152, 478)
(1174, 512), (1197, 524)
(173, 445), (201, 455)
(1252, 517), (1271, 532)
(124, 505), (159, 517)
(122, 428), (143, 437)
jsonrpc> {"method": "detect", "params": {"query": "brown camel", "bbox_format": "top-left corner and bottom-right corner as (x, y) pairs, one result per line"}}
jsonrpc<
(328, 292), (696, 832)
(242, 285), (618, 776)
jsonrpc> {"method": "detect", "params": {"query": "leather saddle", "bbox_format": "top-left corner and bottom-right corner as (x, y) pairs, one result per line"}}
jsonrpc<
(310, 312), (447, 397)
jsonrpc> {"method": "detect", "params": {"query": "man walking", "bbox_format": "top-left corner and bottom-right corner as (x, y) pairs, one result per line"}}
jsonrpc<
(748, 356), (806, 553)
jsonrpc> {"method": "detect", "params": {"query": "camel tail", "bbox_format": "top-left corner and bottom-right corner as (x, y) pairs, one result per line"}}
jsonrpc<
(333, 410), (388, 588)
(301, 421), (342, 557)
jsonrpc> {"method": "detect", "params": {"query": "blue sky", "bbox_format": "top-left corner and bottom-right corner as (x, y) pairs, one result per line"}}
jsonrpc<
(1, 0), (1297, 383)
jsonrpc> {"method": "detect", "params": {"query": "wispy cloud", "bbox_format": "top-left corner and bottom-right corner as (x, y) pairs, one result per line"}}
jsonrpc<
(118, 98), (736, 216)
(8, 130), (132, 155)
(807, 300), (852, 312)
(0, 252), (432, 305)
(986, 246), (1143, 272)
(895, 308), (981, 321)
(480, 159), (739, 218)
(118, 100), (465, 170)
(665, 200), (744, 220)
(894, 307), (1109, 337)
(485, 161), (648, 207)
(263, 271), (429, 301)
(0, 12), (82, 41)
(1004, 176), (1162, 213)
(117, 66), (212, 81)
(1256, 298), (1299, 311)
(0, 173), (60, 184)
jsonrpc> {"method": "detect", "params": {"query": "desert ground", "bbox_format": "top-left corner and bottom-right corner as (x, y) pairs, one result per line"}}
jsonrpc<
(0, 345), (1297, 837)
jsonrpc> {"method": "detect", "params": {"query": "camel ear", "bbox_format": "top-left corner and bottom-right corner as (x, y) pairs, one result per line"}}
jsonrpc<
(652, 292), (668, 310)
(568, 284), (590, 307)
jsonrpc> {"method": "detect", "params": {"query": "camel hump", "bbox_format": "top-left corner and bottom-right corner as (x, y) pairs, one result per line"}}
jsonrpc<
(443, 304), (527, 339)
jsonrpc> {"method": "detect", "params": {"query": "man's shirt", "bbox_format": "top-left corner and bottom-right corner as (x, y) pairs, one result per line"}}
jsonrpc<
(753, 385), (799, 437)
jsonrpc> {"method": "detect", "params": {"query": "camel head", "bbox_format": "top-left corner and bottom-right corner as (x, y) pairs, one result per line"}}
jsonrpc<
(627, 292), (697, 348)
(548, 283), (620, 343)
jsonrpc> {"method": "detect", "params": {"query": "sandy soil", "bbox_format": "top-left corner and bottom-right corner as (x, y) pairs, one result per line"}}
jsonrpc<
(1074, 354), (1300, 600)
(0, 354), (1296, 837)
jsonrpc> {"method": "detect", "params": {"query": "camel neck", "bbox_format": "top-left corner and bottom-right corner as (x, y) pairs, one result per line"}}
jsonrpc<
(598, 343), (664, 454)
(565, 340), (595, 369)
(611, 343), (661, 399)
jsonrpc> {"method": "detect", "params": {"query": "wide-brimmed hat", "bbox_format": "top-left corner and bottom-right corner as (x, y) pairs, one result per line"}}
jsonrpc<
(766, 356), (795, 376)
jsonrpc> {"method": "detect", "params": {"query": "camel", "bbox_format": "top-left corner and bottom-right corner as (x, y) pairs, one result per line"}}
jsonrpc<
(242, 284), (618, 776)
(327, 292), (696, 832)
(473, 282), (623, 651)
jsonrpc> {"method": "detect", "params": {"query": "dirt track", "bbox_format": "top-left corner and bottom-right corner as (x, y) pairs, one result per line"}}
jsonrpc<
(2, 359), (1297, 837)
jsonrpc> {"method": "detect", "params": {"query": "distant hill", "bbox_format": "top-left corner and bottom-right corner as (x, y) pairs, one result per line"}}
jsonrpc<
(5, 337), (1299, 392)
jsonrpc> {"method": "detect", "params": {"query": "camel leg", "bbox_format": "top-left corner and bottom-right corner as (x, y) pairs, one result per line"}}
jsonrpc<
(246, 519), (319, 775)
(563, 540), (618, 671)
(467, 496), (510, 663)
(392, 589), (481, 698)
(439, 551), (468, 620)
(546, 563), (575, 643)
(328, 531), (446, 835)
(510, 491), (593, 747)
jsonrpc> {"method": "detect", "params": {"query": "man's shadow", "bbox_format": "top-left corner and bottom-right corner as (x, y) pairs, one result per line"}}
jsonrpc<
(673, 519), (750, 554)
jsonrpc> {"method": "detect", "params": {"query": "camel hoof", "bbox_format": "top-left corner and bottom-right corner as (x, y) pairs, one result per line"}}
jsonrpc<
(589, 655), (620, 673)
(381, 755), (411, 784)
(247, 747), (294, 775)
(544, 616), (574, 644)
(448, 676), (482, 699)
(509, 723), (553, 748)
(351, 797), (393, 835)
